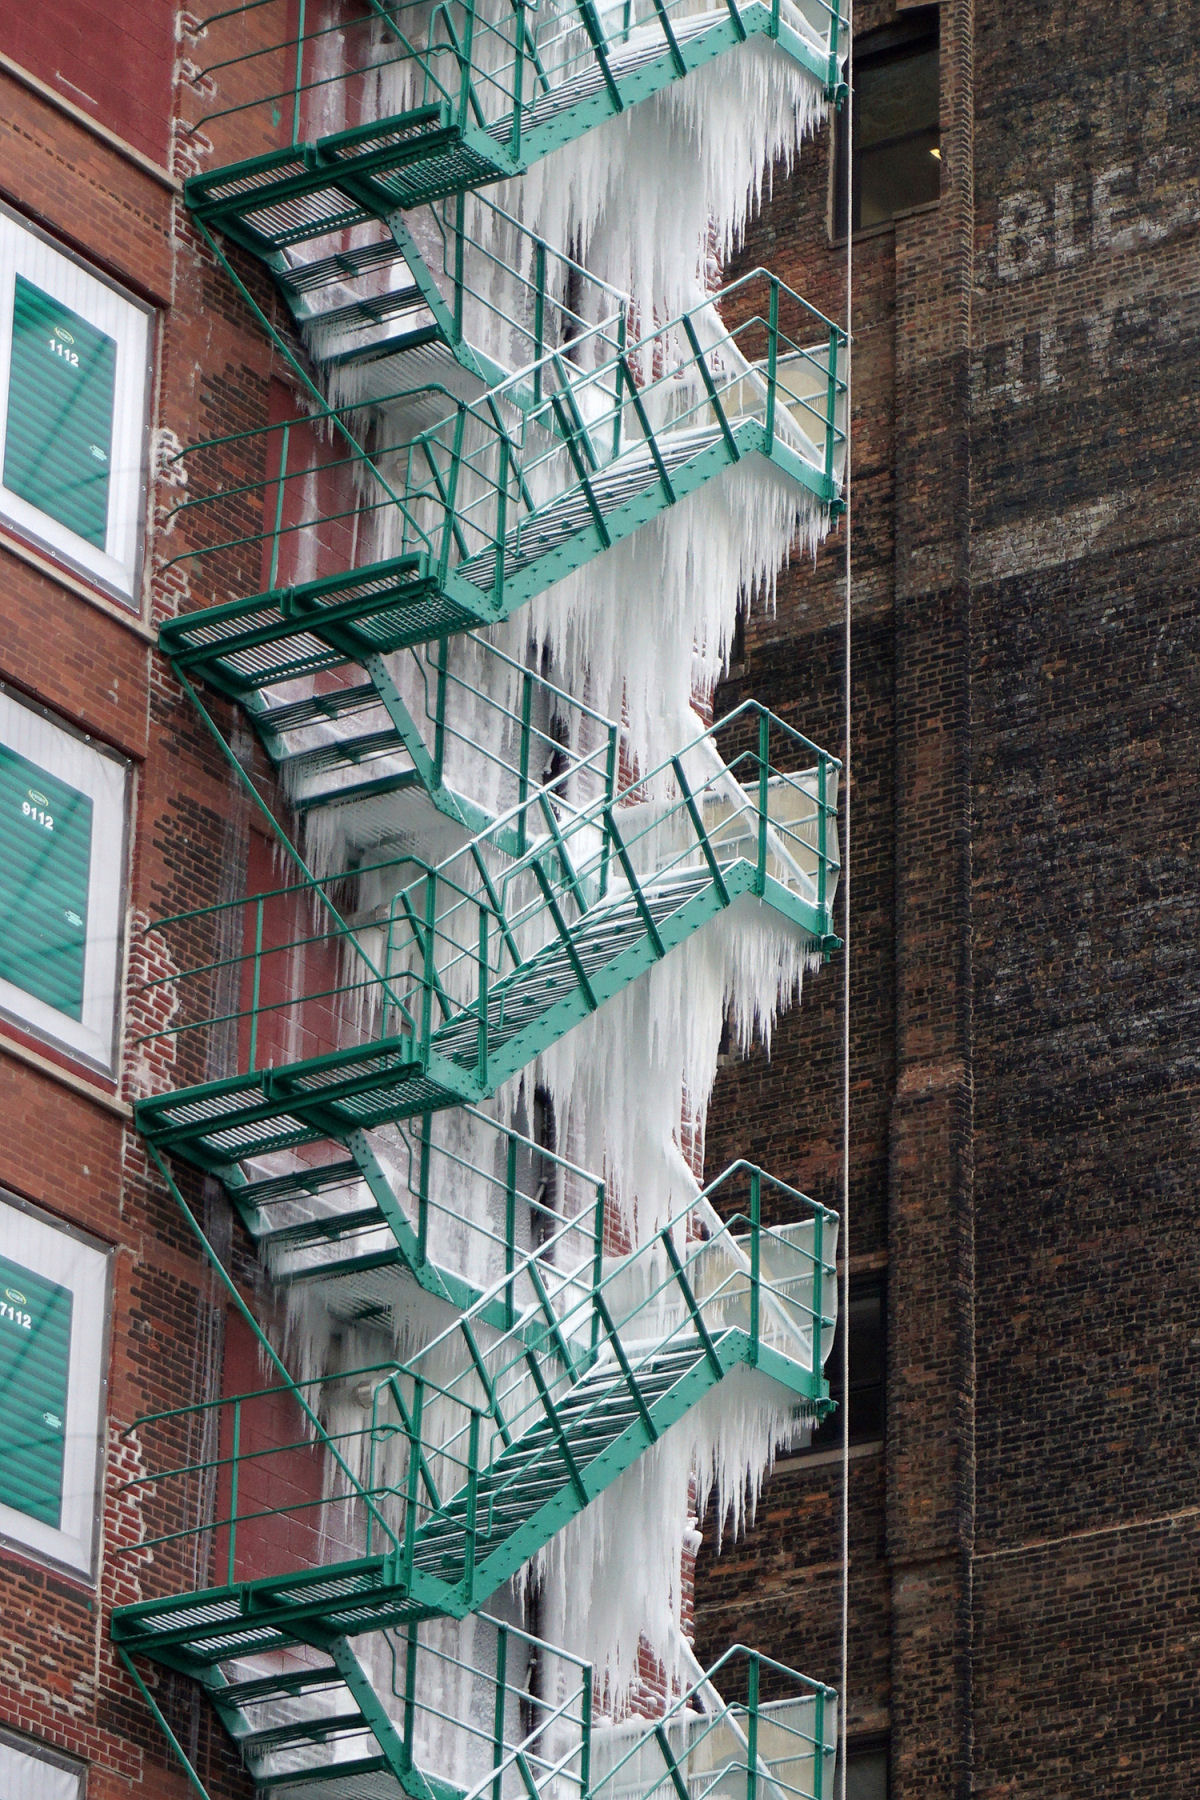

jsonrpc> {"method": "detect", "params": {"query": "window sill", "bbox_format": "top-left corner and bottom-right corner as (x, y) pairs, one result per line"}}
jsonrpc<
(773, 1439), (884, 1473)
(0, 526), (155, 644)
(829, 197), (943, 247)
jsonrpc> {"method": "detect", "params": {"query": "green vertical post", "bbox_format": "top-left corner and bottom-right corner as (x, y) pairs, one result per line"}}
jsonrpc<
(403, 1377), (425, 1569)
(418, 1113), (433, 1263)
(403, 1619), (420, 1760)
(504, 1134), (518, 1328)
(491, 1623), (509, 1800)
(590, 1182), (605, 1355)
(422, 876), (437, 1048)
(749, 1167), (761, 1360)
(464, 1409), (481, 1602)
(817, 754), (828, 921)
(533, 242), (546, 399)
(434, 641), (449, 783)
(824, 325), (839, 490)
(811, 1206), (824, 1382)
(765, 281), (778, 444)
(813, 1687), (826, 1800)
(509, 3), (526, 156)
(493, 438), (509, 607)
(518, 671), (534, 855)
(227, 1399), (241, 1585)
(757, 711), (770, 889)
(745, 1654), (760, 1800)
(579, 1663), (593, 1800)
(477, 908), (490, 1088)
(453, 194), (466, 339)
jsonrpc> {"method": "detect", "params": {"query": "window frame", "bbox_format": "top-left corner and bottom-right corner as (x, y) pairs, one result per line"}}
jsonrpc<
(832, 8), (941, 240)
(805, 1268), (886, 1455)
(0, 202), (153, 604)
(0, 1191), (112, 1580)
(0, 684), (131, 1074)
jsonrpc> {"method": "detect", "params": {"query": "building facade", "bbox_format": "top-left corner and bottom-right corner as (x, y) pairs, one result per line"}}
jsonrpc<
(0, 6), (853, 1800)
(697, 2), (1200, 1796)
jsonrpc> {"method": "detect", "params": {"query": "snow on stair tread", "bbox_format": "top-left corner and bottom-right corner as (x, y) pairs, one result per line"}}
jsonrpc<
(495, 8), (740, 137)
(454, 427), (726, 592)
(409, 1339), (710, 1566)
(431, 869), (713, 1064)
(257, 685), (383, 735)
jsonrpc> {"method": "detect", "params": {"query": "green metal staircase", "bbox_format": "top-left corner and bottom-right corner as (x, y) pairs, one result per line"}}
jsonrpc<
(132, 703), (839, 1175)
(184, 0), (845, 257)
(112, 1163), (836, 1668)
(277, 192), (629, 404)
(159, 272), (844, 799)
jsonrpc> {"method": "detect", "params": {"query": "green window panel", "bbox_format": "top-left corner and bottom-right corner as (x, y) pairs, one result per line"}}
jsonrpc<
(4, 275), (116, 549)
(0, 743), (93, 1021)
(0, 1251), (73, 1529)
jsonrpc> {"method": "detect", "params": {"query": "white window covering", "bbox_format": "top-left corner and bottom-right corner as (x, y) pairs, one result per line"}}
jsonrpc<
(0, 1196), (110, 1577)
(0, 1730), (85, 1800)
(0, 205), (151, 599)
(0, 688), (128, 1070)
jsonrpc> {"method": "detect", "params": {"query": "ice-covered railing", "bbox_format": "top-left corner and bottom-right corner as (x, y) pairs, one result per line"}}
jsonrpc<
(181, 0), (846, 203)
(156, 272), (844, 636)
(236, 1611), (595, 1800)
(246, 1101), (608, 1308)
(131, 701), (839, 1089)
(263, 628), (621, 829)
(294, 190), (629, 386)
(590, 1647), (836, 1800)
(113, 1158), (835, 1604)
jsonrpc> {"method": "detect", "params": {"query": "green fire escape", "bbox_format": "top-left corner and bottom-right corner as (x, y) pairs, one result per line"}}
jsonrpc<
(113, 0), (848, 1796)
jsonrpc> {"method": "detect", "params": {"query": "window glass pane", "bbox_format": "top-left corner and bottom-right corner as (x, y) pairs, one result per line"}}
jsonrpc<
(0, 207), (150, 599)
(0, 743), (93, 1020)
(5, 278), (116, 549)
(808, 1277), (885, 1450)
(0, 689), (127, 1070)
(0, 1196), (110, 1576)
(0, 1732), (84, 1800)
(858, 132), (941, 231)
(0, 1251), (73, 1526)
(856, 47), (939, 150)
(846, 1747), (889, 1800)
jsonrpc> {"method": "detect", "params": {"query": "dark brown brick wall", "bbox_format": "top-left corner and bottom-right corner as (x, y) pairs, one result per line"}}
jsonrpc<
(698, 1), (1200, 1794)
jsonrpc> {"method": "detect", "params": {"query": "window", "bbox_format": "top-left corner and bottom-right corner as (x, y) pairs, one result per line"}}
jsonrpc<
(0, 205), (152, 599)
(0, 687), (129, 1071)
(0, 1194), (111, 1577)
(808, 1271), (885, 1451)
(845, 1738), (889, 1800)
(835, 10), (940, 236)
(0, 1730), (84, 1800)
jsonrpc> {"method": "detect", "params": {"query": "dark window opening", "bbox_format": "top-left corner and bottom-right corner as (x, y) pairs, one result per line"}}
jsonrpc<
(845, 1736), (890, 1800)
(807, 1271), (886, 1451)
(835, 9), (940, 236)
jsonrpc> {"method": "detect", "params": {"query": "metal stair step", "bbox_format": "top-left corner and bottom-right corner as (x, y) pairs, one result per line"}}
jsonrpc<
(279, 238), (412, 297)
(240, 1710), (367, 1755)
(215, 1666), (345, 1707)
(256, 685), (383, 736)
(279, 727), (410, 778)
(256, 1205), (384, 1251)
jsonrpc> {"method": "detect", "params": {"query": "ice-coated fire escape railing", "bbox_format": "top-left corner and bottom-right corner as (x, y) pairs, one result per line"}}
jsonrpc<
(157, 271), (846, 701)
(131, 701), (840, 1169)
(110, 1160), (836, 1642)
(181, 0), (846, 248)
(118, 1600), (834, 1800)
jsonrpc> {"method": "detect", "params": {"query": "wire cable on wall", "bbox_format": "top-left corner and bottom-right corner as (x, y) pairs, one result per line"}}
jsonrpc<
(839, 7), (854, 1799)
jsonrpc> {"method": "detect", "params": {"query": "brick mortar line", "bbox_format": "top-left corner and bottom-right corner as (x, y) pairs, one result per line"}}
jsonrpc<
(0, 52), (180, 191)
(974, 1505), (1200, 1564)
